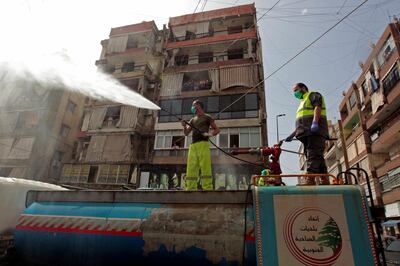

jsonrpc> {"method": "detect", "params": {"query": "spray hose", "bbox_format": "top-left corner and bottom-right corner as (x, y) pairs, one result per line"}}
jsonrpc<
(160, 107), (265, 167)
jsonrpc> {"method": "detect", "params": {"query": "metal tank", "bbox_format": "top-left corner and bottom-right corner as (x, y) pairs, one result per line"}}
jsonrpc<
(0, 177), (66, 235)
(15, 190), (256, 266)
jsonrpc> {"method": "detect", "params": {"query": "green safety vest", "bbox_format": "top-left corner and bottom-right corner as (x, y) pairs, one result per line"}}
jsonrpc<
(296, 91), (327, 119)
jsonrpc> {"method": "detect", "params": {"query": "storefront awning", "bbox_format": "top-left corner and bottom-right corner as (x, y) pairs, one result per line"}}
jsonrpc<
(382, 220), (400, 227)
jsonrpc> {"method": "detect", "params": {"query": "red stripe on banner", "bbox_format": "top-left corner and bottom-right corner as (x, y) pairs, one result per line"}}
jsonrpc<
(16, 225), (143, 237)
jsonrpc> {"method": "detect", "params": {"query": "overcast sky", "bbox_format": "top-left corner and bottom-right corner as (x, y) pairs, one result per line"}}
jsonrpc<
(1, 0), (399, 182)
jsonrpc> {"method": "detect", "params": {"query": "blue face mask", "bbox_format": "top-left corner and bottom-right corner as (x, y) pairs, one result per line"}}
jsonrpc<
(191, 106), (197, 114)
(294, 90), (303, 99)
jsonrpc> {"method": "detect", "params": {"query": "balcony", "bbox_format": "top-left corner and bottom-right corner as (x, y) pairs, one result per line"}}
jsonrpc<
(371, 108), (400, 153)
(166, 30), (257, 49)
(164, 58), (254, 74)
(112, 64), (153, 79)
(342, 112), (362, 142)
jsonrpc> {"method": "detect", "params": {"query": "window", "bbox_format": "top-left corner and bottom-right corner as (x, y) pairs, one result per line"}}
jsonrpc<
(175, 55), (189, 66)
(120, 78), (140, 92)
(121, 62), (135, 73)
(198, 52), (213, 63)
(96, 164), (130, 184)
(227, 48), (243, 60)
(158, 94), (259, 123)
(182, 71), (212, 91)
(67, 100), (77, 113)
(361, 80), (368, 97)
(220, 127), (260, 148)
(382, 65), (400, 95)
(349, 91), (357, 109)
(51, 151), (64, 175)
(377, 35), (395, 66)
(126, 35), (138, 49)
(185, 31), (196, 40)
(219, 131), (228, 147)
(60, 124), (71, 138)
(340, 106), (348, 121)
(103, 106), (121, 126)
(0, 167), (12, 176)
(227, 25), (243, 34)
(155, 130), (184, 149)
(15, 111), (39, 129)
(172, 136), (185, 148)
(229, 129), (239, 148)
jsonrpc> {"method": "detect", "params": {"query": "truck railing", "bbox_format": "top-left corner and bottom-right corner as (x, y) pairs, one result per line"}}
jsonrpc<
(252, 173), (340, 186)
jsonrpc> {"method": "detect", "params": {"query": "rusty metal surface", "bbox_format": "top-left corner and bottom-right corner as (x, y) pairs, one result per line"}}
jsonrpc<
(17, 192), (256, 266)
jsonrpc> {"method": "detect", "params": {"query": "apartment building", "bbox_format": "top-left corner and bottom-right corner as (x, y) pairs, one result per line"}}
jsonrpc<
(0, 67), (85, 182)
(60, 21), (164, 189)
(148, 4), (267, 190)
(323, 120), (345, 177)
(335, 20), (400, 225)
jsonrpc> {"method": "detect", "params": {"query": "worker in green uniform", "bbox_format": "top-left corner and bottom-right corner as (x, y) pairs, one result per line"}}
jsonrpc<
(286, 83), (330, 185)
(182, 100), (220, 190)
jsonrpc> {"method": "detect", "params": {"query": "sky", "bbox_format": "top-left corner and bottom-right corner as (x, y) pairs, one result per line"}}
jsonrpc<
(1, 0), (399, 182)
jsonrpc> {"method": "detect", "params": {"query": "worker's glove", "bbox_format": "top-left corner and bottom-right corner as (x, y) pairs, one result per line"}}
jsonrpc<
(311, 121), (319, 133)
(202, 132), (212, 137)
(181, 120), (187, 127)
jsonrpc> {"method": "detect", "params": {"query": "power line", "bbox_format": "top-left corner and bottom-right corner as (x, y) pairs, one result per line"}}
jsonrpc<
(337, 0), (349, 15)
(214, 0), (370, 118)
(193, 0), (202, 13)
(200, 0), (208, 12)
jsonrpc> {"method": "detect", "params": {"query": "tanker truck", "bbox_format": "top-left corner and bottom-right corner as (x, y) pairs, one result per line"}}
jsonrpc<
(0, 142), (384, 266)
(1, 172), (382, 266)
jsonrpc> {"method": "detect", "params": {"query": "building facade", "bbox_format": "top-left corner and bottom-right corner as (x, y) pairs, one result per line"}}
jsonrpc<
(331, 20), (400, 233)
(59, 5), (267, 190)
(149, 4), (267, 190)
(0, 67), (85, 183)
(60, 21), (164, 189)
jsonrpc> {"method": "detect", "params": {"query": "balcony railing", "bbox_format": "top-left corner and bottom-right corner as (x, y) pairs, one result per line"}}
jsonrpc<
(371, 108), (400, 143)
(380, 173), (400, 192)
(171, 32), (212, 42)
(182, 80), (212, 92)
(166, 30), (257, 49)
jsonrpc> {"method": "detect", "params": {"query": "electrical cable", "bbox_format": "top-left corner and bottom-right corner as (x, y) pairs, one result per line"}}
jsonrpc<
(161, 0), (370, 168)
(160, 107), (265, 167)
(222, 0), (283, 52)
(193, 0), (202, 13)
(212, 0), (369, 118)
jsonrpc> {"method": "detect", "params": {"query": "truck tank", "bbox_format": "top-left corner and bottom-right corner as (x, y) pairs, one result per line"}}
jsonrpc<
(0, 177), (66, 235)
(15, 190), (256, 266)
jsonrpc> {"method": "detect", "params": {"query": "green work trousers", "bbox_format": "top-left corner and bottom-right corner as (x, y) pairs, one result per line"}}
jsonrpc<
(186, 141), (213, 190)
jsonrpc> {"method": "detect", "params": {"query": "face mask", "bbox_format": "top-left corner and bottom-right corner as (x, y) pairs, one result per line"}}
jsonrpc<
(294, 91), (303, 99)
(191, 106), (197, 114)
